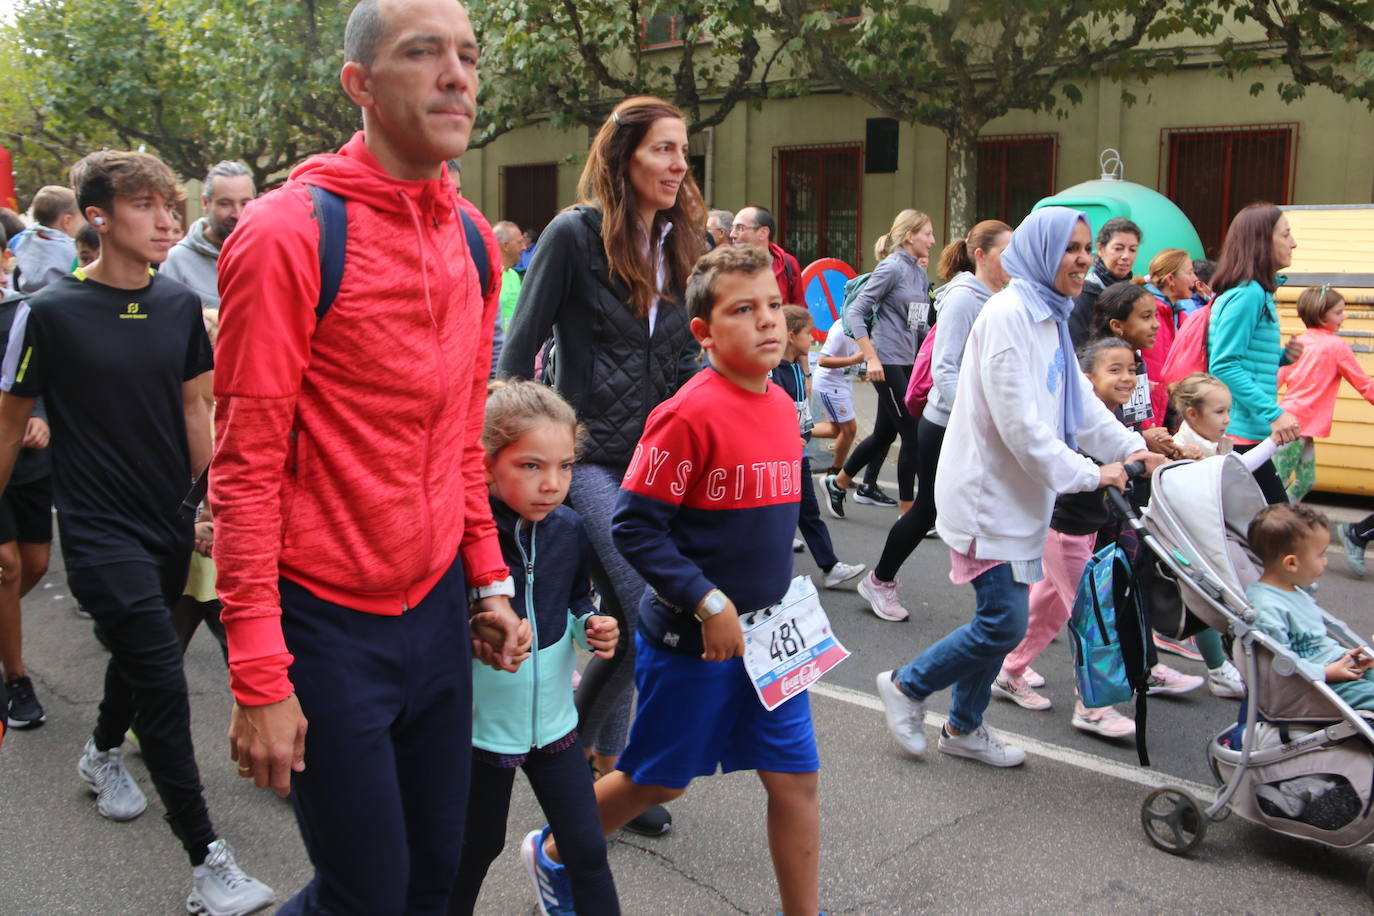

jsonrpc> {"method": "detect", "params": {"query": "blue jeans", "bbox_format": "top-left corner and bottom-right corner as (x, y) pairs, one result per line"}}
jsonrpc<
(894, 563), (1029, 734)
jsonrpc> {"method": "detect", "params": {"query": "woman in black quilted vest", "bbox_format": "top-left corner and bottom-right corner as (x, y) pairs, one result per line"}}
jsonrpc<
(498, 96), (705, 837)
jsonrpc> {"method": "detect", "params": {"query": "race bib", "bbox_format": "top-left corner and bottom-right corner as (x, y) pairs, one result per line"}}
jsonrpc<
(1121, 369), (1152, 426)
(907, 299), (930, 332)
(741, 576), (850, 710)
(796, 398), (814, 437)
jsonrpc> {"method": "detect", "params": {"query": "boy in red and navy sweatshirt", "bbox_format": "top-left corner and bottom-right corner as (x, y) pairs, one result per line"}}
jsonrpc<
(533, 244), (824, 916)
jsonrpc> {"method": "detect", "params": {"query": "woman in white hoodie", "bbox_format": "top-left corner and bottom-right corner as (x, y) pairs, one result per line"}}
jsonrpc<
(873, 207), (1160, 768)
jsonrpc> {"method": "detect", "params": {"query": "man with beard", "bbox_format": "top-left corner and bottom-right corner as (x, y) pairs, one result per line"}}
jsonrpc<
(162, 161), (255, 309)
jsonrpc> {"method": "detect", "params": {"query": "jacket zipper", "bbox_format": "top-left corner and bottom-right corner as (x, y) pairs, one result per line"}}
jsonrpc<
(516, 523), (539, 749)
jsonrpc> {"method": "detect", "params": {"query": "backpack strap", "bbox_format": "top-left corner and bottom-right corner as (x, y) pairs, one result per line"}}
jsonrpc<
(307, 183), (494, 324)
(306, 185), (348, 324)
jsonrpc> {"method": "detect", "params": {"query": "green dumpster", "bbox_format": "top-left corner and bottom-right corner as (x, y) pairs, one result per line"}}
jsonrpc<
(1032, 177), (1204, 272)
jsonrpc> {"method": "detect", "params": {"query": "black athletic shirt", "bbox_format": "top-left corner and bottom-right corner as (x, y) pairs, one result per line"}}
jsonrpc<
(1, 271), (212, 567)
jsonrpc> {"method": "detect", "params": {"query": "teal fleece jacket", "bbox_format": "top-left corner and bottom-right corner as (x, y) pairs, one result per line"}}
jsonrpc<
(1207, 278), (1285, 442)
(471, 499), (596, 755)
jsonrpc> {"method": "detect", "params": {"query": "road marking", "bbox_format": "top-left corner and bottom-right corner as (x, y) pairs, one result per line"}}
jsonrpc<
(810, 680), (1216, 795)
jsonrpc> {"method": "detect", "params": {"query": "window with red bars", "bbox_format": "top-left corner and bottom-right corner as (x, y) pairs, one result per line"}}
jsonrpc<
(641, 10), (684, 48)
(976, 135), (1056, 227)
(777, 145), (862, 269)
(1164, 125), (1296, 259)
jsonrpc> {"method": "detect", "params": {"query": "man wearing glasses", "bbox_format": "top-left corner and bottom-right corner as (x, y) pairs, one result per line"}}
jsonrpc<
(730, 205), (804, 305)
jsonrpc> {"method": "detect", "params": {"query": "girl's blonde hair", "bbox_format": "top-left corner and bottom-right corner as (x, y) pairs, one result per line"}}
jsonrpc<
(1168, 372), (1227, 415)
(874, 208), (931, 262)
(782, 304), (812, 336)
(482, 380), (584, 458)
(1138, 248), (1192, 289)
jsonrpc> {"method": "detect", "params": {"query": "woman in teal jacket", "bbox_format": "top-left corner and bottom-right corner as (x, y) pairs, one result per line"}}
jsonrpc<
(1207, 203), (1303, 503)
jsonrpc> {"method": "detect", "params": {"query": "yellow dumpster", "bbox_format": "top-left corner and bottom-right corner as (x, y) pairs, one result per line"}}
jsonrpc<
(1277, 205), (1374, 496)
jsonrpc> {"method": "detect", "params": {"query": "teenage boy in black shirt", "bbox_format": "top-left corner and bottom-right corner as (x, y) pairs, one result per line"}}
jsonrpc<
(0, 150), (273, 916)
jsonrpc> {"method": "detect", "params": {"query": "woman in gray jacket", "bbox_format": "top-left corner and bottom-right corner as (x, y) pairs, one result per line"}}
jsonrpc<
(825, 209), (934, 516)
(857, 220), (1012, 622)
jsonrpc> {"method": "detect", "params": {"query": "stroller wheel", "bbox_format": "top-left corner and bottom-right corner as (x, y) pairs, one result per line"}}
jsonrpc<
(1141, 786), (1207, 855)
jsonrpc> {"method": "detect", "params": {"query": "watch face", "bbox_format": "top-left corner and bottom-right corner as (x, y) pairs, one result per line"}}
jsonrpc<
(705, 591), (727, 615)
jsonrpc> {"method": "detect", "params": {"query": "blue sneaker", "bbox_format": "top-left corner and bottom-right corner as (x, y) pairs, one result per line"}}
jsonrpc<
(1340, 523), (1367, 577)
(521, 826), (574, 916)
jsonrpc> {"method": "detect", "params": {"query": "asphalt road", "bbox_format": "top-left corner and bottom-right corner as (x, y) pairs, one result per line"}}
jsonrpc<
(3, 383), (1374, 914)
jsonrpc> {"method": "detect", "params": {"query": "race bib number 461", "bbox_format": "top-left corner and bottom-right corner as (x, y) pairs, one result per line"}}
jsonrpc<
(741, 576), (850, 710)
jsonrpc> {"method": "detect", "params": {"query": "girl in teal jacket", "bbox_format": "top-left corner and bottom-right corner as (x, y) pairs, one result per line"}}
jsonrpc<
(451, 381), (621, 915)
(1206, 203), (1302, 504)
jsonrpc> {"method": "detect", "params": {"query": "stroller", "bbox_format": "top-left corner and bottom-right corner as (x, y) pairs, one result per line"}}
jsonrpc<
(1111, 447), (1374, 899)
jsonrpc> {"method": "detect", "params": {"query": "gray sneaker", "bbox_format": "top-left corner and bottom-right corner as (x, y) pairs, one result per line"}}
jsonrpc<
(875, 670), (926, 756)
(187, 839), (275, 916)
(937, 723), (1026, 767)
(1340, 523), (1367, 577)
(78, 737), (147, 821)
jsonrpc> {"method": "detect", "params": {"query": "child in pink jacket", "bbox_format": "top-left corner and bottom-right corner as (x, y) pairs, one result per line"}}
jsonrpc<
(1276, 287), (1374, 501)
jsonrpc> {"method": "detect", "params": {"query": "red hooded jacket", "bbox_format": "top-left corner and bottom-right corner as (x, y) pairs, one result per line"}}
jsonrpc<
(212, 134), (507, 706)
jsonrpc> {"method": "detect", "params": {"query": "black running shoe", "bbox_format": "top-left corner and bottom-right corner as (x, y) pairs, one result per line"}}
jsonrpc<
(853, 483), (898, 507)
(5, 675), (46, 729)
(822, 474), (846, 519)
(623, 803), (672, 836)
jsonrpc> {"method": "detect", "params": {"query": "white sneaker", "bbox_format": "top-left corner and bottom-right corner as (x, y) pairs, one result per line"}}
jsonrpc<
(78, 737), (147, 821)
(823, 561), (865, 589)
(857, 572), (909, 622)
(875, 670), (926, 756)
(1022, 667), (1046, 688)
(1071, 701), (1136, 739)
(937, 723), (1026, 767)
(1207, 660), (1245, 699)
(1147, 663), (1205, 696)
(793, 536), (805, 553)
(186, 839), (274, 916)
(991, 671), (1052, 710)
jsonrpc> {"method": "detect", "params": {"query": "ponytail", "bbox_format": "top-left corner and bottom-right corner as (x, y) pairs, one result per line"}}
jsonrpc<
(937, 219), (1012, 283)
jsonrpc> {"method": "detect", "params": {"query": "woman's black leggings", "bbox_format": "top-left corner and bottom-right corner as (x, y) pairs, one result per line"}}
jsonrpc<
(843, 363), (919, 502)
(874, 417), (946, 581)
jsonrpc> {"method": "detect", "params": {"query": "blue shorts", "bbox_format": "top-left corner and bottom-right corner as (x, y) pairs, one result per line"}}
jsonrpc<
(616, 633), (819, 790)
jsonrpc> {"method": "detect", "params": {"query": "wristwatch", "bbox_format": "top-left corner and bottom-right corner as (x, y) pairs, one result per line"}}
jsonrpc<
(694, 588), (729, 623)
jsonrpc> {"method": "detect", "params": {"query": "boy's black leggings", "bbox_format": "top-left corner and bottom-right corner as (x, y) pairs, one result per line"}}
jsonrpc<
(450, 741), (619, 915)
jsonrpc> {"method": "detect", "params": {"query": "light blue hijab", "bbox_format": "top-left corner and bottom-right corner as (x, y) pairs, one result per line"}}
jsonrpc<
(1001, 206), (1089, 449)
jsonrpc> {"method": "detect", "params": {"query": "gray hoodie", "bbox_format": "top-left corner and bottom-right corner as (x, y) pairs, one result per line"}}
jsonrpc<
(923, 271), (993, 426)
(13, 226), (76, 293)
(844, 248), (928, 365)
(161, 218), (222, 308)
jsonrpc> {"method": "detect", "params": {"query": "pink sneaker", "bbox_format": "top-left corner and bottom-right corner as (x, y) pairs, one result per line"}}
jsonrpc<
(1071, 701), (1136, 738)
(991, 671), (1051, 710)
(1022, 667), (1046, 688)
(857, 572), (909, 622)
(1147, 663), (1204, 696)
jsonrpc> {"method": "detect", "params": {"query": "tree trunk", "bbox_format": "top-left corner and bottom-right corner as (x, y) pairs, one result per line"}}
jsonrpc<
(944, 123), (983, 243)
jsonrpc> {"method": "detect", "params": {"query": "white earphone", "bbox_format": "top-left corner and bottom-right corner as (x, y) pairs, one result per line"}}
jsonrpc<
(92, 216), (105, 226)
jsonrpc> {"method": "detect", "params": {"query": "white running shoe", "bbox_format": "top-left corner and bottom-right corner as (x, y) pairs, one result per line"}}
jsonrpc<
(1071, 701), (1136, 739)
(793, 537), (805, 553)
(78, 737), (147, 822)
(857, 572), (909, 622)
(937, 723), (1026, 767)
(1022, 667), (1046, 688)
(991, 671), (1052, 710)
(1207, 660), (1245, 699)
(875, 670), (926, 756)
(823, 561), (865, 589)
(1147, 663), (1205, 696)
(186, 839), (274, 916)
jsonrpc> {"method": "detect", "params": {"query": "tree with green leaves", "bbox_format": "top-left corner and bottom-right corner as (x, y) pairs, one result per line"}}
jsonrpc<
(1215, 0), (1374, 107)
(769, 0), (1206, 238)
(468, 0), (796, 142)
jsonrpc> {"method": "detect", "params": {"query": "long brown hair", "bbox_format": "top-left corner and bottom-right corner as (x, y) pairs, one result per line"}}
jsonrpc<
(937, 219), (1011, 282)
(1210, 203), (1284, 295)
(577, 96), (706, 317)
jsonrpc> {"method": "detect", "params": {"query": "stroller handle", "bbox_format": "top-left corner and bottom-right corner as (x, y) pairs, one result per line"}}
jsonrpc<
(1104, 461), (1149, 523)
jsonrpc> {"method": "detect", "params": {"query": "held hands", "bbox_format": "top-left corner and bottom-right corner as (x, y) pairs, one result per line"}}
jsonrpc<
(470, 595), (532, 673)
(584, 614), (620, 659)
(865, 357), (885, 383)
(21, 417), (49, 449)
(701, 601), (745, 662)
(1283, 335), (1304, 365)
(1270, 411), (1302, 445)
(229, 693), (307, 798)
(1141, 426), (1178, 456)
(193, 521), (214, 556)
